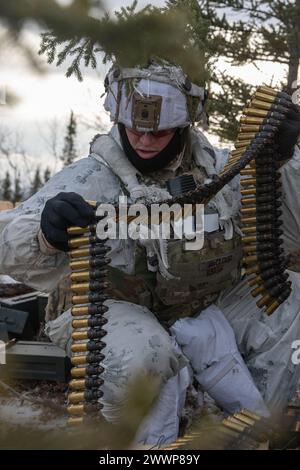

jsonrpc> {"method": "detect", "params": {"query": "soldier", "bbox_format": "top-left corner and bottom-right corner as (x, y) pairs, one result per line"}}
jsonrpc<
(1, 60), (300, 445)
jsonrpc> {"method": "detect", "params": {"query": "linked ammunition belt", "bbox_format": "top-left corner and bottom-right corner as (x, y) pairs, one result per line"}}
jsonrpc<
(163, 409), (266, 450)
(163, 406), (300, 450)
(66, 85), (294, 424)
(223, 85), (293, 315)
(67, 202), (111, 425)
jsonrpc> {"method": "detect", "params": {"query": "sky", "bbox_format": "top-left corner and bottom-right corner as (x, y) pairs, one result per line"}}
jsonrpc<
(0, 0), (290, 181)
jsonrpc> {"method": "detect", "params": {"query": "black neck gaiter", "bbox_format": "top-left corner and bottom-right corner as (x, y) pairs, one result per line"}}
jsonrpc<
(118, 124), (182, 173)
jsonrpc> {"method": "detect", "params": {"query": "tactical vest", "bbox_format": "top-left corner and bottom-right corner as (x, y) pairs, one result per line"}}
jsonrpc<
(90, 128), (242, 326)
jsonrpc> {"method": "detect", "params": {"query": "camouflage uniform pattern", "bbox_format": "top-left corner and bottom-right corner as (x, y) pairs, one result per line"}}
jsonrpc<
(1, 127), (300, 443)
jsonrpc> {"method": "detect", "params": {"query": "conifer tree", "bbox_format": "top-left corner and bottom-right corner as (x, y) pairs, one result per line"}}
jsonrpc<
(2, 171), (12, 201)
(31, 167), (43, 195)
(206, 0), (300, 93)
(61, 111), (77, 167)
(44, 166), (51, 183)
(13, 174), (23, 203)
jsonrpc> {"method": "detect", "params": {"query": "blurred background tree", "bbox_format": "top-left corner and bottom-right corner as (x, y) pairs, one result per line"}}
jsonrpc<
(30, 167), (43, 196)
(43, 167), (52, 183)
(61, 110), (78, 167)
(0, 0), (298, 143)
(2, 171), (12, 201)
(207, 0), (300, 94)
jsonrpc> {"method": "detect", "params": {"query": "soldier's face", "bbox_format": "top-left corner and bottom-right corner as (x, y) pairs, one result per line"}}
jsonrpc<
(125, 127), (176, 159)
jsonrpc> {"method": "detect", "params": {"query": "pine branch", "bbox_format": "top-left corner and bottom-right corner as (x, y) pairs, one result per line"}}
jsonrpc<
(208, 0), (277, 21)
(56, 37), (81, 66)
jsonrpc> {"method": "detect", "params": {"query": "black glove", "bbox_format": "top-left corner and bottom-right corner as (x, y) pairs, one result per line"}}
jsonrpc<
(277, 103), (300, 159)
(41, 192), (95, 252)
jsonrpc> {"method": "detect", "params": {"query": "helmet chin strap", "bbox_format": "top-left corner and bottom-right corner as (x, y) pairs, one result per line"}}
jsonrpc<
(118, 124), (182, 173)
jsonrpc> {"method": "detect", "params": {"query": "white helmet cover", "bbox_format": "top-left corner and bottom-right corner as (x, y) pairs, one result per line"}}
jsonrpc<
(104, 61), (206, 132)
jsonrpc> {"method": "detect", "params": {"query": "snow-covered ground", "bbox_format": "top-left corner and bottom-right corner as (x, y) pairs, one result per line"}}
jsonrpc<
(0, 380), (68, 449)
(0, 274), (19, 284)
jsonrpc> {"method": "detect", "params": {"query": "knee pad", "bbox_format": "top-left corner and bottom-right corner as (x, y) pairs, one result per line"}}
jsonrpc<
(171, 304), (270, 417)
(196, 352), (270, 417)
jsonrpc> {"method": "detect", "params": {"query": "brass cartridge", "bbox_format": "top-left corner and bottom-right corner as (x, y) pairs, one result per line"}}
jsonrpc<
(241, 188), (257, 196)
(68, 235), (98, 249)
(71, 353), (105, 366)
(69, 379), (86, 390)
(239, 409), (261, 421)
(71, 356), (88, 366)
(71, 281), (108, 293)
(257, 86), (277, 97)
(240, 178), (256, 186)
(244, 254), (259, 264)
(240, 125), (261, 132)
(240, 204), (276, 215)
(71, 367), (88, 378)
(233, 412), (256, 426)
(244, 251), (274, 263)
(67, 403), (101, 415)
(245, 265), (259, 275)
(70, 364), (104, 378)
(231, 149), (244, 157)
(71, 282), (90, 293)
(86, 200), (98, 208)
(241, 219), (257, 227)
(240, 169), (256, 176)
(254, 92), (275, 103)
(72, 293), (108, 305)
(235, 140), (251, 149)
(69, 244), (109, 259)
(68, 390), (102, 404)
(248, 275), (263, 287)
(72, 318), (107, 329)
(251, 99), (273, 110)
(68, 392), (85, 403)
(237, 132), (256, 140)
(71, 304), (108, 317)
(241, 197), (256, 205)
(223, 420), (245, 433)
(71, 306), (90, 316)
(242, 245), (258, 254)
(265, 300), (280, 315)
(240, 116), (265, 125)
(71, 340), (105, 353)
(251, 285), (265, 297)
(69, 378), (103, 391)
(242, 226), (257, 234)
(225, 416), (247, 431)
(71, 270), (107, 282)
(72, 343), (89, 353)
(67, 405), (84, 415)
(68, 417), (84, 425)
(70, 258), (110, 271)
(257, 293), (273, 308)
(72, 330), (106, 341)
(243, 107), (269, 117)
(67, 225), (96, 236)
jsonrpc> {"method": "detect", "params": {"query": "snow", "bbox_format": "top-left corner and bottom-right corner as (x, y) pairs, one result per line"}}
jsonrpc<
(0, 274), (19, 284)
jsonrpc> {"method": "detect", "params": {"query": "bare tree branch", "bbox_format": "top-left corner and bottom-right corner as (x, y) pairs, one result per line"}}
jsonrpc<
(36, 118), (62, 172)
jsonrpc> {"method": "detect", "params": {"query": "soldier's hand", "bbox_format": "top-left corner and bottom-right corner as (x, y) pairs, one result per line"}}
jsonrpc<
(41, 192), (95, 252)
(277, 104), (300, 159)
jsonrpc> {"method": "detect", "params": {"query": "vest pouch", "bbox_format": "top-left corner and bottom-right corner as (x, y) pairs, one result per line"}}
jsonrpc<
(106, 242), (156, 311)
(155, 230), (243, 308)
